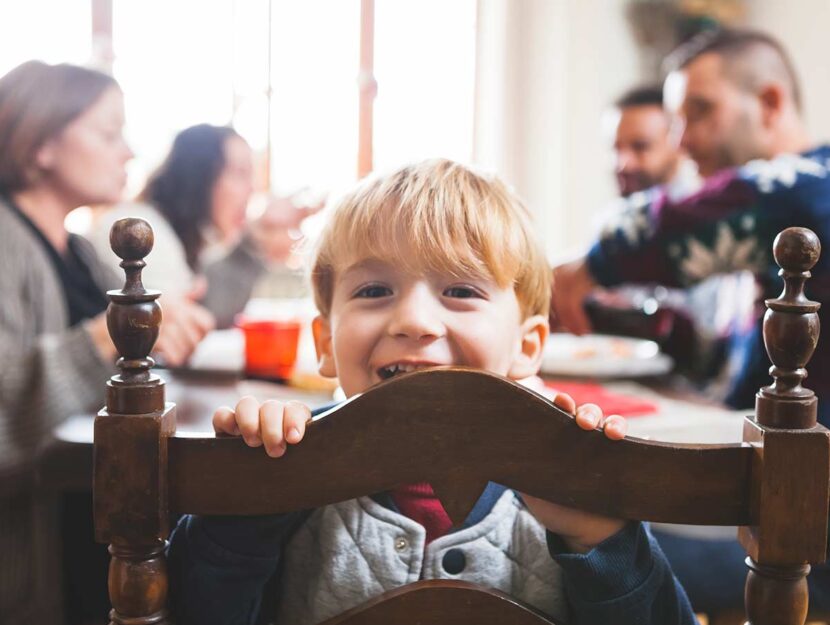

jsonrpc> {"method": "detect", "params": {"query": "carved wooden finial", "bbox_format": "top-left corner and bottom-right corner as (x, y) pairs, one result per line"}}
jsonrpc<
(105, 217), (164, 415)
(756, 227), (822, 428)
(98, 218), (173, 625)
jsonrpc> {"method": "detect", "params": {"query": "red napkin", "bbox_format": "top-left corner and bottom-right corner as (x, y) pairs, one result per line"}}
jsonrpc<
(542, 379), (658, 417)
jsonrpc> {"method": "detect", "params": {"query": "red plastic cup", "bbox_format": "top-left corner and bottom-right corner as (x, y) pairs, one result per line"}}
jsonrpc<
(237, 317), (302, 380)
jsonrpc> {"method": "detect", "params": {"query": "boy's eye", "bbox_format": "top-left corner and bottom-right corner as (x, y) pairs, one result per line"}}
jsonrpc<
(354, 284), (392, 298)
(443, 285), (482, 299)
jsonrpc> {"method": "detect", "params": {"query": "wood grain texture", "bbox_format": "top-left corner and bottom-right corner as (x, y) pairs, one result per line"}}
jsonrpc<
(94, 404), (176, 544)
(95, 217), (174, 625)
(742, 227), (826, 625)
(169, 368), (754, 526)
(756, 227), (822, 429)
(739, 420), (830, 565)
(320, 580), (555, 625)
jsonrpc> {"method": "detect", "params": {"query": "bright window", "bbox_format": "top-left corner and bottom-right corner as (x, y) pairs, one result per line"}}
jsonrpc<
(0, 0), (91, 75)
(373, 0), (476, 171)
(2, 1), (477, 200)
(268, 0), (361, 196)
(113, 0), (238, 194)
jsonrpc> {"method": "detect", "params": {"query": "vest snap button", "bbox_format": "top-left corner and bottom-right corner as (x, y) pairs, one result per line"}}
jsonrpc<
(442, 548), (466, 574)
(394, 537), (408, 551)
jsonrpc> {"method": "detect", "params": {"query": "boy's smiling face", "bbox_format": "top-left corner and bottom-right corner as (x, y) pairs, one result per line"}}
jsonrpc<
(312, 257), (548, 398)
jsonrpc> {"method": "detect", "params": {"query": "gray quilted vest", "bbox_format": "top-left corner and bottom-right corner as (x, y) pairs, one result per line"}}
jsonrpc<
(275, 489), (568, 624)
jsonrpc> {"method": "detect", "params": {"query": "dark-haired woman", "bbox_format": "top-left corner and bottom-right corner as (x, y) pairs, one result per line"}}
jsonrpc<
(92, 124), (311, 328)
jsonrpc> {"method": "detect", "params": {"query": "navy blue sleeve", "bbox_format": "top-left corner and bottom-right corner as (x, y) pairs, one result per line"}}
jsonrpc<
(548, 522), (697, 625)
(167, 511), (309, 625)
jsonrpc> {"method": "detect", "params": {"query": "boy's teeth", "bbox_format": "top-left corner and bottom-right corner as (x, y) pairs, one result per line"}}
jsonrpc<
(379, 363), (430, 379)
(379, 364), (399, 379)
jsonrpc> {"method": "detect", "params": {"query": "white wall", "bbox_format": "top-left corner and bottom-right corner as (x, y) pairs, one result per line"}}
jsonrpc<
(745, 0), (830, 144)
(474, 1), (830, 260)
(474, 0), (641, 260)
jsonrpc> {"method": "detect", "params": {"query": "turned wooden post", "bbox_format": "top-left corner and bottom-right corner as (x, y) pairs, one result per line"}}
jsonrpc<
(740, 227), (830, 625)
(93, 218), (174, 625)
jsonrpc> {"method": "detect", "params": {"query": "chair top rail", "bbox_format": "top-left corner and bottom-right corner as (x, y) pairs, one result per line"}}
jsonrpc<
(168, 368), (754, 526)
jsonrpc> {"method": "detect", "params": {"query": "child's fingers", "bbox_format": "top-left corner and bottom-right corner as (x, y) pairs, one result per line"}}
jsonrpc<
(212, 406), (240, 436)
(235, 395), (264, 447)
(574, 403), (602, 430)
(551, 391), (576, 415)
(601, 414), (627, 440)
(259, 400), (287, 457)
(283, 401), (311, 444)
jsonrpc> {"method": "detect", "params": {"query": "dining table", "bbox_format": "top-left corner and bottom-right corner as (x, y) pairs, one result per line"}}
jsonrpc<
(39, 367), (336, 492)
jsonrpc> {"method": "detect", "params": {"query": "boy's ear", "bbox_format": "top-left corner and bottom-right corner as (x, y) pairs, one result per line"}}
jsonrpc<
(311, 315), (338, 378)
(507, 314), (549, 380)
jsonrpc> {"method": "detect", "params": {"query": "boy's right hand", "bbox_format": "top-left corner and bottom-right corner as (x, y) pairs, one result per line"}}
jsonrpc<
(213, 397), (312, 458)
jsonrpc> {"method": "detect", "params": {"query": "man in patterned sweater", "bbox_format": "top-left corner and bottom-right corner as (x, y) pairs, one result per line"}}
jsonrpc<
(552, 28), (830, 427)
(552, 27), (830, 615)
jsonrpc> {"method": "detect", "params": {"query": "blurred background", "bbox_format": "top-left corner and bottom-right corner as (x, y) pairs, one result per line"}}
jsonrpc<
(3, 0), (827, 260)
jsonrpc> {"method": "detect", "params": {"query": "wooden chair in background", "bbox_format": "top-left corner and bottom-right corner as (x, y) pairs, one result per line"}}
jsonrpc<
(93, 219), (829, 625)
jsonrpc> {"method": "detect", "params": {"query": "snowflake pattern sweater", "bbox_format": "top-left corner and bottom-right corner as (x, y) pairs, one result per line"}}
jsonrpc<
(586, 145), (830, 423)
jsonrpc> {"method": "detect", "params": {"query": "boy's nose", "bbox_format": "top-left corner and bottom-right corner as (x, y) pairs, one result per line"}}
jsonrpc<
(387, 285), (444, 340)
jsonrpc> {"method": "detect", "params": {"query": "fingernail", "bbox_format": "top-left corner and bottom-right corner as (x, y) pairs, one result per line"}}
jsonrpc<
(288, 427), (300, 442)
(580, 409), (599, 428)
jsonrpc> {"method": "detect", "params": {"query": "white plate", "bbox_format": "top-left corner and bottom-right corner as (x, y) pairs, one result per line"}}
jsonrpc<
(541, 334), (673, 379)
(185, 328), (245, 373)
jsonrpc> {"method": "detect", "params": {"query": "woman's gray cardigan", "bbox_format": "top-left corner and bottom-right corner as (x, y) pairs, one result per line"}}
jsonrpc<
(0, 198), (118, 623)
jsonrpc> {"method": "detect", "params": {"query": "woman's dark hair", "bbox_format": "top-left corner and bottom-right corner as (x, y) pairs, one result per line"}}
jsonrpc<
(0, 60), (118, 192)
(139, 124), (241, 270)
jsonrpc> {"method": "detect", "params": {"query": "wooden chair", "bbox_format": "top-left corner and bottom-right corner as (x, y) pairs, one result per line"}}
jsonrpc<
(93, 219), (830, 625)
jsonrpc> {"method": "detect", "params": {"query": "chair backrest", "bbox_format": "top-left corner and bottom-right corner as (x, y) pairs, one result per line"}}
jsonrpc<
(93, 219), (829, 625)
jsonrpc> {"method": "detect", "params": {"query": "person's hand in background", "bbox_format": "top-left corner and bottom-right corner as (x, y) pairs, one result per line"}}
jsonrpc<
(154, 281), (216, 367)
(249, 192), (324, 263)
(550, 258), (597, 335)
(88, 279), (215, 368)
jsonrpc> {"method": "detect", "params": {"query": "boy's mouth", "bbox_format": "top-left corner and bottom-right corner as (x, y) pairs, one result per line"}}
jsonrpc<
(377, 362), (440, 380)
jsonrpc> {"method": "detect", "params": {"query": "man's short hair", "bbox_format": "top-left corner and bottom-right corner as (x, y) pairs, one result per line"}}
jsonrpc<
(615, 85), (664, 110)
(665, 28), (802, 111)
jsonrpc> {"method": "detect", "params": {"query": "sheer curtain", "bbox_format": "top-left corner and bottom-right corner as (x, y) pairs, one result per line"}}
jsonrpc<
(473, 0), (640, 258)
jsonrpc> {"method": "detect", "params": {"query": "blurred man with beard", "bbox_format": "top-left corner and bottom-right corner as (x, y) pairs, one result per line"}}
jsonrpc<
(610, 85), (699, 200)
(553, 28), (825, 419)
(597, 86), (726, 379)
(553, 28), (830, 616)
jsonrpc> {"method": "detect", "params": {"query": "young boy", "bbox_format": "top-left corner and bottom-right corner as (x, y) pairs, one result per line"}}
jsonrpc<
(167, 159), (695, 624)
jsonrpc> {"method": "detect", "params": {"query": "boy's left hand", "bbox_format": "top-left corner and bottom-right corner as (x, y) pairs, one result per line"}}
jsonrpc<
(521, 392), (627, 554)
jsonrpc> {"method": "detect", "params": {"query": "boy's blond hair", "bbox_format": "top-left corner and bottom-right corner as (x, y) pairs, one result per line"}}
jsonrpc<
(311, 159), (551, 319)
